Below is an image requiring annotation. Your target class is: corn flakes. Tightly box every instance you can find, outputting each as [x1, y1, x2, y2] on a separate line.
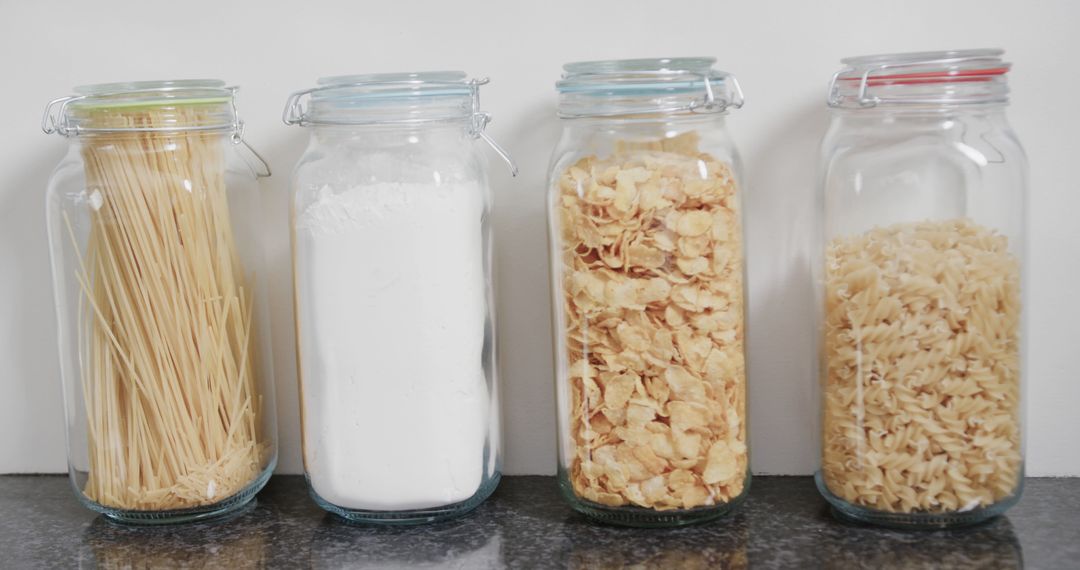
[560, 132, 748, 510]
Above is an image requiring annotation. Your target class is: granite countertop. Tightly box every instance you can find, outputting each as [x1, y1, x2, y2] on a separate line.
[2, 475, 1077, 569]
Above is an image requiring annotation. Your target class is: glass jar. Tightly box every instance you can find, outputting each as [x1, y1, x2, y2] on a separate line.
[547, 58, 751, 527]
[41, 80, 278, 524]
[814, 49, 1027, 528]
[283, 72, 512, 524]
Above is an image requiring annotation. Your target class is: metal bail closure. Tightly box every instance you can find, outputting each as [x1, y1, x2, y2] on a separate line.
[467, 78, 518, 177]
[282, 89, 309, 126]
[227, 87, 271, 178]
[826, 66, 888, 108]
[230, 122, 272, 178]
[233, 124, 272, 178]
[689, 71, 745, 114]
[41, 96, 81, 136]
[236, 139, 272, 178]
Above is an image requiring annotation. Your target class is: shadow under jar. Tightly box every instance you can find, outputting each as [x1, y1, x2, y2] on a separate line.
[41, 80, 278, 524]
[547, 58, 751, 527]
[283, 72, 513, 524]
[814, 49, 1028, 528]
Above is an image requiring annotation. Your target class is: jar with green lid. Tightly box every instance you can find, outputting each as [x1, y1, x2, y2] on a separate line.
[42, 80, 277, 524]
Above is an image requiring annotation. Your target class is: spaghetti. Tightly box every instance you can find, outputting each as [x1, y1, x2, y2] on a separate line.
[65, 103, 268, 511]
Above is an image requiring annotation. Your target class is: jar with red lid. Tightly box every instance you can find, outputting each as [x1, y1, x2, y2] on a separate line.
[815, 50, 1028, 528]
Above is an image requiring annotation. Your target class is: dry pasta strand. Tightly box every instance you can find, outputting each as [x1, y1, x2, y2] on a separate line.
[66, 104, 269, 511]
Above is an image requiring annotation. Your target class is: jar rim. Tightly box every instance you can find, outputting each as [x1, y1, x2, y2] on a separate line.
[282, 72, 518, 175]
[838, 48, 1004, 68]
[829, 49, 1011, 109]
[559, 57, 716, 86]
[43, 79, 239, 136]
[555, 57, 743, 119]
[313, 71, 473, 101]
[317, 71, 467, 88]
[286, 71, 479, 126]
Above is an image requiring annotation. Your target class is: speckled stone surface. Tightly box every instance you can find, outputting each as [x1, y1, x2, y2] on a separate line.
[1, 475, 1077, 568]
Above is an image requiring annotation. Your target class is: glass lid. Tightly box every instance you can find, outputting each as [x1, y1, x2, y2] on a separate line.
[284, 71, 480, 125]
[43, 79, 238, 135]
[556, 57, 744, 118]
[828, 49, 1011, 108]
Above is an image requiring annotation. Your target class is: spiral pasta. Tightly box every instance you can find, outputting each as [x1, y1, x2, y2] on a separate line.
[822, 219, 1021, 513]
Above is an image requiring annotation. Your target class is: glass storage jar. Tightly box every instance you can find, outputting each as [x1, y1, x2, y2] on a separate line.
[283, 72, 513, 524]
[815, 49, 1028, 528]
[547, 58, 751, 527]
[42, 80, 278, 524]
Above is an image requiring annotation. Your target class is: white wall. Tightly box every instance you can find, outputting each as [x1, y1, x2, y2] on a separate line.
[1, 0, 1076, 477]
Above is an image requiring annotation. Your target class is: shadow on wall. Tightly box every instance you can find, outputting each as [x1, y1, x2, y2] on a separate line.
[258, 129, 310, 475]
[488, 100, 562, 476]
[0, 146, 68, 473]
[743, 100, 828, 475]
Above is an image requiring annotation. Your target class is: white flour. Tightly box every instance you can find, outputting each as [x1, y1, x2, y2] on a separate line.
[295, 180, 490, 511]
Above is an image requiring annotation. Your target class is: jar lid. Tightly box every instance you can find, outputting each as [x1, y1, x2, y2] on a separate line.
[555, 57, 744, 119]
[283, 72, 518, 175]
[284, 71, 482, 126]
[42, 79, 241, 136]
[828, 49, 1011, 108]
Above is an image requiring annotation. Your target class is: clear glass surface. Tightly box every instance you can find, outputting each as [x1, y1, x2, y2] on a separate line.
[45, 130, 278, 525]
[547, 113, 751, 527]
[814, 99, 1028, 528]
[290, 119, 501, 524]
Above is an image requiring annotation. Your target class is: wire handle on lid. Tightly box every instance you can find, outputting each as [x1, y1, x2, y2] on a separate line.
[281, 89, 312, 126]
[41, 96, 78, 135]
[466, 78, 518, 177]
[225, 86, 272, 178]
[235, 139, 272, 178]
[689, 71, 745, 113]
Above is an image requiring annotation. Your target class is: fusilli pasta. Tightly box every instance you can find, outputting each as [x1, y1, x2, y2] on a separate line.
[822, 219, 1021, 513]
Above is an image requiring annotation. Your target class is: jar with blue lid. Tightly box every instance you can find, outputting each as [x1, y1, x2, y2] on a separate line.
[546, 58, 751, 526]
[283, 72, 513, 524]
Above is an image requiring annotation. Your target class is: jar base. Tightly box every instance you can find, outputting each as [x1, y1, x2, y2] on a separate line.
[814, 471, 1022, 529]
[310, 472, 502, 525]
[77, 463, 274, 526]
[558, 472, 751, 528]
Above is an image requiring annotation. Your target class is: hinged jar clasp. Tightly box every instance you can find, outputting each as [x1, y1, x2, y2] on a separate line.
[466, 78, 518, 177]
[41, 96, 81, 136]
[689, 71, 745, 114]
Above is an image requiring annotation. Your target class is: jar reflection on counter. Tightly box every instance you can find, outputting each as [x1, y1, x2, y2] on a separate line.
[815, 49, 1028, 528]
[547, 58, 751, 527]
[284, 73, 508, 524]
